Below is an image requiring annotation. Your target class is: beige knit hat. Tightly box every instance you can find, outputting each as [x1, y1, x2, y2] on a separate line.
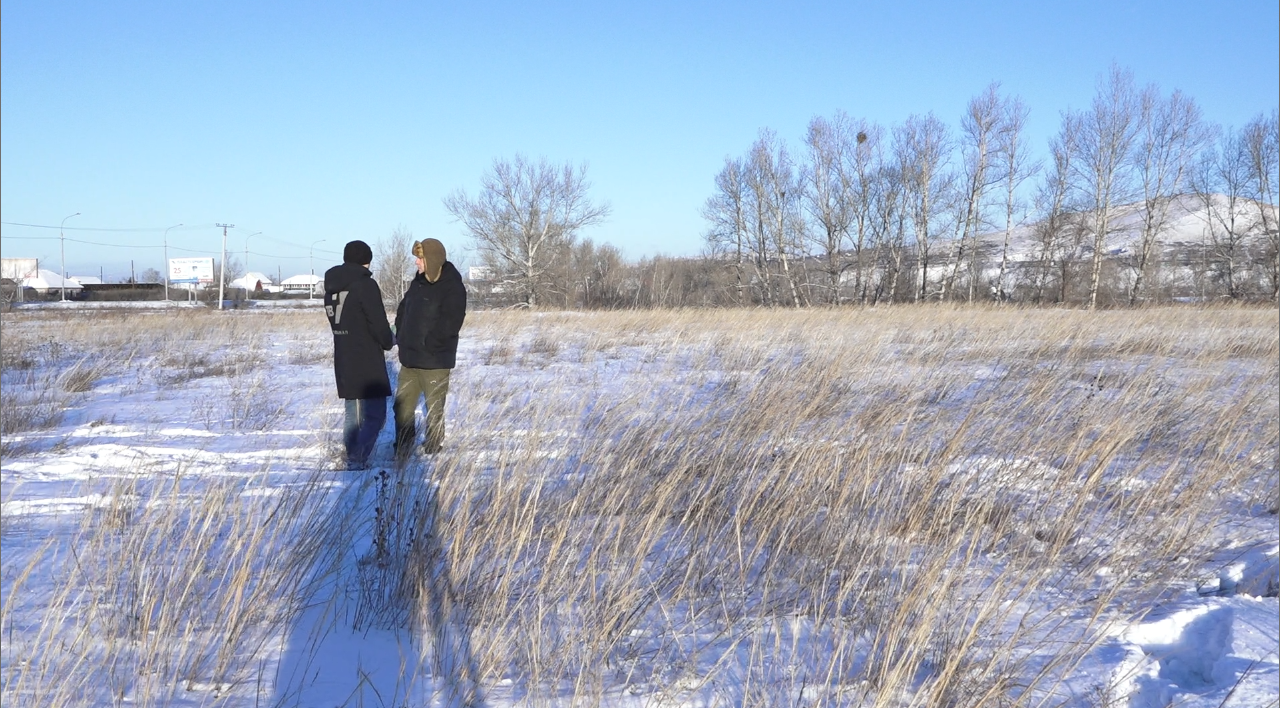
[412, 238, 447, 283]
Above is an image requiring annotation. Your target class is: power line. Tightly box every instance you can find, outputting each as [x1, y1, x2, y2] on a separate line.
[2, 222, 346, 272]
[2, 235, 159, 248]
[1, 220, 213, 232]
[1, 234, 339, 260]
[3, 221, 343, 253]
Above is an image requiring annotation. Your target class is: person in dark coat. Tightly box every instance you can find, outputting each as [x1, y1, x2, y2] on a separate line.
[324, 240, 395, 469]
[394, 238, 467, 456]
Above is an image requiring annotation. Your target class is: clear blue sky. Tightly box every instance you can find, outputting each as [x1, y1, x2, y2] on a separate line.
[3, 0, 1277, 281]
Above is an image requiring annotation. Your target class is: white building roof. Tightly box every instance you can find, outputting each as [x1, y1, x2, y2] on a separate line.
[22, 269, 83, 290]
[280, 274, 321, 286]
[230, 271, 275, 289]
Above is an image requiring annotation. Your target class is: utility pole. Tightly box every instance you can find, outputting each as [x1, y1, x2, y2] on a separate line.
[243, 231, 262, 300]
[216, 223, 234, 309]
[163, 223, 182, 302]
[60, 212, 80, 302]
[309, 239, 326, 299]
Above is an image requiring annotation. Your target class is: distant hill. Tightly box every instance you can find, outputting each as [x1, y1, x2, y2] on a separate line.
[976, 194, 1277, 262]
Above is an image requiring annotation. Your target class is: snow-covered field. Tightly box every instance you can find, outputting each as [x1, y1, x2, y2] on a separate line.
[1, 306, 1276, 707]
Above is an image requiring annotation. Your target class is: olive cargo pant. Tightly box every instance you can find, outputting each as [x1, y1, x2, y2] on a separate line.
[394, 367, 450, 455]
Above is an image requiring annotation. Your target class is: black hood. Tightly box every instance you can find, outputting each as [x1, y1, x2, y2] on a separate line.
[325, 262, 371, 292]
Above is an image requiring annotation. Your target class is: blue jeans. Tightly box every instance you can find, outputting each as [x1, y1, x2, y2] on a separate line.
[343, 397, 387, 469]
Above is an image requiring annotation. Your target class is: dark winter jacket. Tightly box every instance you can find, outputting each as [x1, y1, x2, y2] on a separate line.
[395, 261, 467, 370]
[324, 263, 395, 399]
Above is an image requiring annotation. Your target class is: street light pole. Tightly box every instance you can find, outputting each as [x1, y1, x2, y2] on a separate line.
[216, 223, 234, 310]
[243, 232, 262, 274]
[243, 232, 262, 299]
[60, 212, 80, 302]
[163, 223, 183, 302]
[309, 239, 326, 299]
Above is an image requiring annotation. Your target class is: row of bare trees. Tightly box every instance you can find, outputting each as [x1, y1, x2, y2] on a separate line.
[1189, 113, 1280, 300]
[701, 86, 1035, 307]
[703, 68, 1277, 309]
[388, 66, 1275, 310]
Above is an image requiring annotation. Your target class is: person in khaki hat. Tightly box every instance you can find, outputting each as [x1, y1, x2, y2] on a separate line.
[393, 238, 467, 456]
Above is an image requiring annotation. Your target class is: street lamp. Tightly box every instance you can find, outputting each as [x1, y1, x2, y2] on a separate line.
[60, 212, 80, 302]
[243, 232, 262, 274]
[309, 239, 326, 299]
[163, 223, 183, 302]
[243, 232, 262, 299]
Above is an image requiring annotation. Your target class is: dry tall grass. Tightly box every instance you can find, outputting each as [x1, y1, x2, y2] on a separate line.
[421, 306, 1278, 706]
[1, 305, 1276, 707]
[2, 310, 339, 706]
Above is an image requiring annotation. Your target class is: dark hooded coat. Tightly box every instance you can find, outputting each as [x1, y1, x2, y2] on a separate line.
[324, 263, 394, 399]
[395, 261, 467, 370]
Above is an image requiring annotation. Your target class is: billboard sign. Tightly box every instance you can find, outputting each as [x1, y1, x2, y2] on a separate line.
[169, 257, 215, 284]
[1, 258, 39, 281]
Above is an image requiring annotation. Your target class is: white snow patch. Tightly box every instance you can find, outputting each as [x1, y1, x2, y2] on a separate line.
[1198, 544, 1280, 598]
[1108, 598, 1279, 708]
[2, 493, 113, 516]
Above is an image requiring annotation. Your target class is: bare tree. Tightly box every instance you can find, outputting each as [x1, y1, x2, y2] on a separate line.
[1032, 122, 1080, 303]
[201, 256, 244, 302]
[744, 151, 775, 306]
[570, 238, 625, 308]
[703, 156, 750, 305]
[894, 114, 954, 301]
[1241, 111, 1279, 300]
[557, 238, 582, 307]
[374, 225, 415, 310]
[1126, 87, 1207, 305]
[875, 165, 910, 304]
[943, 85, 1002, 302]
[444, 155, 609, 308]
[746, 130, 805, 307]
[219, 255, 243, 287]
[994, 96, 1037, 302]
[1067, 65, 1142, 309]
[1192, 127, 1254, 299]
[801, 112, 856, 304]
[849, 123, 885, 304]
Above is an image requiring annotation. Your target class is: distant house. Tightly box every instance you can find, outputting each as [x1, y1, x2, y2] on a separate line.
[230, 271, 280, 293]
[22, 269, 84, 295]
[280, 274, 322, 295]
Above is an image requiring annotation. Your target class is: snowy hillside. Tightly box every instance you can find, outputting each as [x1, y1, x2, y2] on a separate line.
[978, 193, 1277, 261]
